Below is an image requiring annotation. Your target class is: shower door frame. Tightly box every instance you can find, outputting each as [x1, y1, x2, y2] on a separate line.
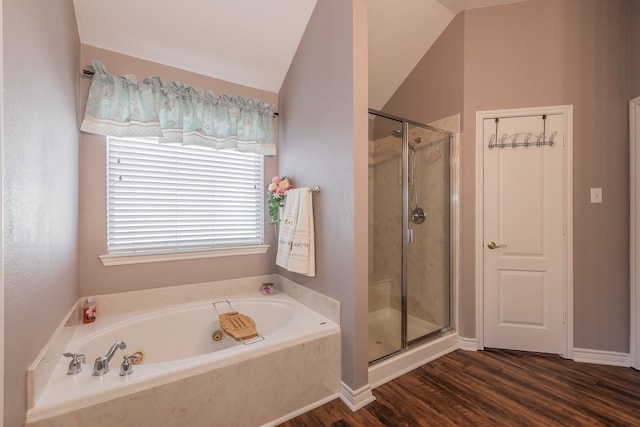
[368, 109, 457, 364]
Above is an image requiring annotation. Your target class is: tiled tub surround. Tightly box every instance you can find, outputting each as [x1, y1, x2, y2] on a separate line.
[26, 275, 341, 427]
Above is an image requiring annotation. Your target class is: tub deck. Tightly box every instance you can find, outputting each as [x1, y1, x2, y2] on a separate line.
[26, 276, 341, 426]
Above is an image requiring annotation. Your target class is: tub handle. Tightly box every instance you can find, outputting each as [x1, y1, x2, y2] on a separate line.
[120, 354, 142, 376]
[63, 352, 86, 375]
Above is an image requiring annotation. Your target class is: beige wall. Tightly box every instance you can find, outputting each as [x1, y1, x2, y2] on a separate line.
[278, 0, 370, 390]
[78, 45, 279, 296]
[3, 0, 80, 425]
[382, 12, 465, 125]
[463, 0, 630, 351]
[381, 0, 631, 352]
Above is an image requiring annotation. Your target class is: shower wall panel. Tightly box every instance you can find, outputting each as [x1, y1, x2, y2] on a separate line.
[370, 135, 403, 313]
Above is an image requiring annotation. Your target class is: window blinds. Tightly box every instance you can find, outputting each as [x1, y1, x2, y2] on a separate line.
[107, 137, 264, 254]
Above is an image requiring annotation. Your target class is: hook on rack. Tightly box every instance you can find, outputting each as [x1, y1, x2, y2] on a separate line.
[488, 115, 557, 149]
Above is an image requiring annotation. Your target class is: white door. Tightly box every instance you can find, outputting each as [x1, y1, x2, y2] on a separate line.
[482, 112, 568, 354]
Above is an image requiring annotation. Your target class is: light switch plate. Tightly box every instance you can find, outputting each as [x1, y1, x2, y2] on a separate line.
[590, 187, 602, 203]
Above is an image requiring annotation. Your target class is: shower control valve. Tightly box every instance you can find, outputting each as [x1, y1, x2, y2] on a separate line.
[411, 207, 426, 224]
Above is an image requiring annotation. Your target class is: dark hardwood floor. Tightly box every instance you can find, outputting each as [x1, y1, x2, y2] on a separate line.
[279, 348, 640, 426]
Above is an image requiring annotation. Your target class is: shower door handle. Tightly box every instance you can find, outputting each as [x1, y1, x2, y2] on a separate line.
[408, 228, 414, 243]
[487, 241, 507, 250]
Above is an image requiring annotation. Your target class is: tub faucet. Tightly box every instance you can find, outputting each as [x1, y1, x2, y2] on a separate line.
[92, 341, 126, 376]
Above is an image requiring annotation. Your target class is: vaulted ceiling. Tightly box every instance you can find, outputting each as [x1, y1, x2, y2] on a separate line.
[73, 0, 525, 109]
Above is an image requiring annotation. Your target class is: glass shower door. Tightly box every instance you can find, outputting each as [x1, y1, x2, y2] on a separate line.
[406, 124, 451, 342]
[368, 110, 452, 364]
[368, 113, 403, 362]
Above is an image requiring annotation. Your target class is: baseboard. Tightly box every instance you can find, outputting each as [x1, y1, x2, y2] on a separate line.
[263, 392, 341, 426]
[339, 382, 376, 412]
[458, 336, 477, 351]
[573, 348, 630, 367]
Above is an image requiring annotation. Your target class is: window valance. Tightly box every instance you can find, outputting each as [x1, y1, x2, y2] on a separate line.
[80, 60, 276, 155]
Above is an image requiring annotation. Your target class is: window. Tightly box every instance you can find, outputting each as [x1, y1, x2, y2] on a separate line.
[105, 137, 265, 258]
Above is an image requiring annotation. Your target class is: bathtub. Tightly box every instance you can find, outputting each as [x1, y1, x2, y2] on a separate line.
[26, 290, 341, 426]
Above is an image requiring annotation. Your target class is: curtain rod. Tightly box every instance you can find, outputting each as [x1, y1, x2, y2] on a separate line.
[81, 67, 279, 118]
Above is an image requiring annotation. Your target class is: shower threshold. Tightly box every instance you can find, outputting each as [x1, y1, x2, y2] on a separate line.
[368, 307, 444, 362]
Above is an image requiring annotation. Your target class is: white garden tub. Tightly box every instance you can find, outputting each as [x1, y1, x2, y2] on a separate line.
[26, 291, 341, 426]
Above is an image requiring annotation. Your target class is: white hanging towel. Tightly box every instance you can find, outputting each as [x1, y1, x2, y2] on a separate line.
[275, 188, 315, 277]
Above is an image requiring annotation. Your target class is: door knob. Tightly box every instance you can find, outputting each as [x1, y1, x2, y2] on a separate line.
[487, 241, 507, 249]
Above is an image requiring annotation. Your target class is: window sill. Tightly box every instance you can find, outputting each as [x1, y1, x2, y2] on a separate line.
[99, 245, 270, 266]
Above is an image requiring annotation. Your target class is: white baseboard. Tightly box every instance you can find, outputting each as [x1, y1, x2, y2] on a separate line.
[263, 393, 341, 426]
[339, 382, 376, 412]
[573, 348, 630, 367]
[458, 336, 477, 351]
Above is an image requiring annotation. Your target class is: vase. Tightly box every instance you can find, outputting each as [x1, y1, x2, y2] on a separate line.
[273, 206, 284, 236]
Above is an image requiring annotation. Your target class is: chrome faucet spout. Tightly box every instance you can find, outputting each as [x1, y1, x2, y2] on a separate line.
[92, 341, 126, 376]
[105, 341, 127, 361]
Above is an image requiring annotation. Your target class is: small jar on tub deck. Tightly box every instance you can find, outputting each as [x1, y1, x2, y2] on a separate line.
[83, 297, 96, 323]
[261, 283, 274, 296]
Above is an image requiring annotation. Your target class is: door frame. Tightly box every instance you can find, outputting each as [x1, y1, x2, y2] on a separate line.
[474, 105, 574, 357]
[0, 0, 5, 419]
[630, 96, 640, 369]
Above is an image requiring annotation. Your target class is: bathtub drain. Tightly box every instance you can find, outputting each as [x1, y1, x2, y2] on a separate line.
[211, 329, 225, 342]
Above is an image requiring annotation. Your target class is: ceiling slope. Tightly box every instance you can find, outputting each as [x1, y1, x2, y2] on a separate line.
[74, 0, 526, 107]
[368, 0, 455, 110]
[73, 0, 318, 93]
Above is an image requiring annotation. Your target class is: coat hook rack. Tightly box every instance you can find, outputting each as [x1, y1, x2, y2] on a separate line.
[488, 115, 557, 149]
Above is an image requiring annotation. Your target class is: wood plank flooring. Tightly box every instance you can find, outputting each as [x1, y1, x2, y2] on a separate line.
[279, 349, 640, 426]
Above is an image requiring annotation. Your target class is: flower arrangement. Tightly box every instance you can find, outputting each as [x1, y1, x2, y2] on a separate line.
[267, 175, 293, 225]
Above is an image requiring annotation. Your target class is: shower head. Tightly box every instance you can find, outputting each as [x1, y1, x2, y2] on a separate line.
[392, 131, 422, 150]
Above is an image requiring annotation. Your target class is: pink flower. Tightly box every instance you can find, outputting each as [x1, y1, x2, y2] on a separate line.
[279, 178, 291, 190]
[267, 175, 294, 225]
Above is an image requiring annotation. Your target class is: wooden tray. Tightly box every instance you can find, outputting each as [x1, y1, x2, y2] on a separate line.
[219, 311, 259, 341]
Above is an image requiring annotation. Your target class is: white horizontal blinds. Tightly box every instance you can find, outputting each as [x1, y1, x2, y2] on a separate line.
[107, 137, 264, 254]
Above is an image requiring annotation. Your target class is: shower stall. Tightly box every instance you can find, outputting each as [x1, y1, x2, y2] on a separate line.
[368, 110, 453, 364]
